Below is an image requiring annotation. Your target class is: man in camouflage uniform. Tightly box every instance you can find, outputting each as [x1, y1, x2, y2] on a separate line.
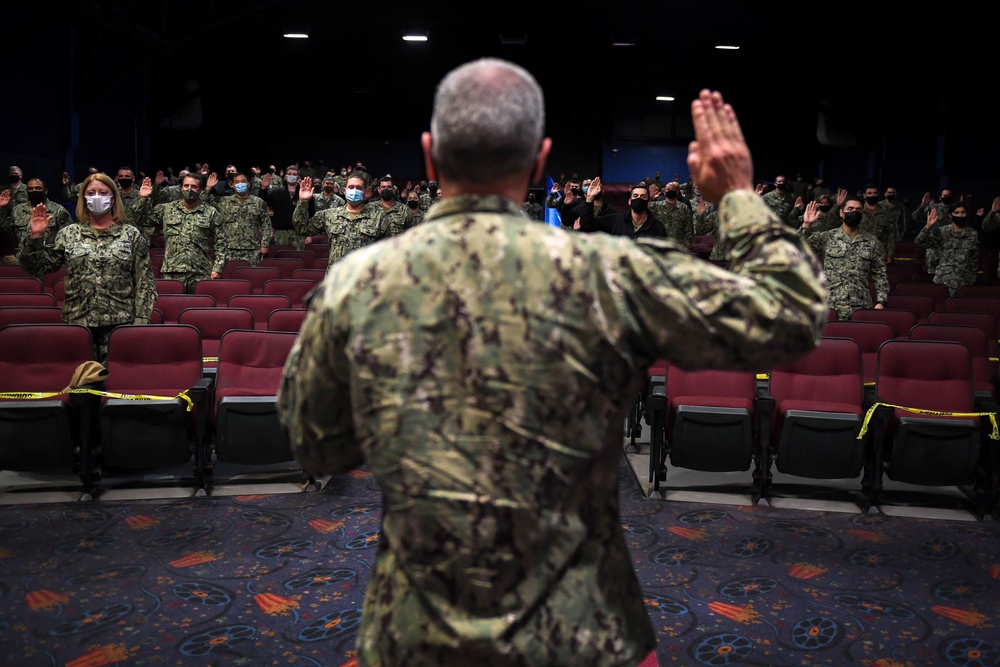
[861, 183, 896, 263]
[0, 178, 72, 255]
[136, 173, 221, 292]
[213, 172, 272, 269]
[366, 174, 412, 236]
[762, 174, 796, 226]
[2, 165, 29, 209]
[693, 196, 725, 261]
[911, 188, 953, 274]
[521, 191, 543, 221]
[799, 196, 889, 320]
[277, 59, 826, 667]
[419, 180, 441, 211]
[313, 174, 345, 213]
[19, 173, 156, 363]
[292, 172, 389, 265]
[915, 203, 978, 296]
[881, 185, 911, 240]
[648, 180, 693, 246]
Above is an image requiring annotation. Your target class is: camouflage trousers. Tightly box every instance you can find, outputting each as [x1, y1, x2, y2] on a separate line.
[273, 229, 306, 250]
[224, 248, 262, 267]
[88, 324, 118, 366]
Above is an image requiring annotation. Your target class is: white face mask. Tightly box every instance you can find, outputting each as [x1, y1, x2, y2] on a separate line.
[85, 194, 113, 216]
[285, 174, 299, 184]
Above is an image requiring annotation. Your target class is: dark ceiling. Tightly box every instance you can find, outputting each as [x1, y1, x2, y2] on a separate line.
[5, 1, 996, 194]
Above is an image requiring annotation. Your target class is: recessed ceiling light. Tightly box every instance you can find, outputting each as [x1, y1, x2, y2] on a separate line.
[715, 45, 739, 50]
[283, 31, 309, 39]
[611, 38, 636, 47]
[655, 96, 675, 102]
[500, 34, 527, 45]
[402, 34, 428, 42]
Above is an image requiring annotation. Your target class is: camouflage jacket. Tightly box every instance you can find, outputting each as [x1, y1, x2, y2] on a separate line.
[313, 191, 346, 213]
[277, 191, 826, 667]
[292, 200, 389, 264]
[138, 198, 222, 275]
[19, 222, 156, 325]
[861, 205, 896, 260]
[762, 188, 795, 225]
[648, 199, 693, 246]
[915, 223, 979, 295]
[214, 194, 273, 251]
[365, 199, 413, 236]
[800, 225, 889, 319]
[0, 199, 72, 250]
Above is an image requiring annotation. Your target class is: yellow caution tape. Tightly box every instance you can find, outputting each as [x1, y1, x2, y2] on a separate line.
[0, 388, 194, 411]
[755, 373, 769, 381]
[858, 401, 998, 440]
[203, 357, 219, 363]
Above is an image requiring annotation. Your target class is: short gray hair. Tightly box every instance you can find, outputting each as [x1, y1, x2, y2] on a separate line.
[430, 58, 545, 184]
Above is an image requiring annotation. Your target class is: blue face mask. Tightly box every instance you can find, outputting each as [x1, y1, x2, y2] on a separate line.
[345, 188, 364, 203]
[234, 182, 249, 194]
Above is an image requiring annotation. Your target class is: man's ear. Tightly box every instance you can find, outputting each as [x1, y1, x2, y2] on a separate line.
[421, 132, 437, 183]
[532, 138, 552, 184]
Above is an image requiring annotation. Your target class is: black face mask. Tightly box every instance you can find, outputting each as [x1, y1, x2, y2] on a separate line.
[27, 191, 46, 206]
[843, 211, 863, 228]
[775, 183, 787, 191]
[118, 178, 133, 190]
[665, 190, 678, 199]
[940, 195, 953, 205]
[885, 195, 895, 202]
[379, 188, 395, 201]
[428, 185, 438, 195]
[818, 204, 833, 213]
[8, 174, 20, 184]
[630, 198, 649, 214]
[864, 196, 879, 206]
[407, 200, 419, 210]
[951, 215, 966, 227]
[570, 187, 581, 196]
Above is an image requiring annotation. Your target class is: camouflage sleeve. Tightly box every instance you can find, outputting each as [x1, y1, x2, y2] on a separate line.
[0, 203, 10, 231]
[292, 200, 323, 237]
[872, 250, 890, 305]
[209, 209, 225, 275]
[132, 233, 157, 323]
[276, 282, 363, 476]
[982, 210, 1000, 233]
[259, 204, 273, 248]
[52, 206, 72, 235]
[883, 220, 896, 259]
[796, 224, 826, 257]
[693, 209, 717, 236]
[18, 235, 64, 277]
[132, 197, 160, 233]
[627, 190, 827, 371]
[914, 224, 938, 249]
[375, 208, 390, 239]
[679, 205, 693, 246]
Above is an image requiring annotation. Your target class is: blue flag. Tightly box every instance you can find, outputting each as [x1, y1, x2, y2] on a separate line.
[545, 176, 561, 228]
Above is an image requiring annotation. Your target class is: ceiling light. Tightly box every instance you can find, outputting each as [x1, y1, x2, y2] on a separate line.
[283, 29, 309, 39]
[611, 37, 636, 47]
[715, 45, 740, 50]
[402, 33, 428, 42]
[655, 96, 675, 102]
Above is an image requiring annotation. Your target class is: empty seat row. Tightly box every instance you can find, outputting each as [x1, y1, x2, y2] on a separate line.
[0, 323, 310, 499]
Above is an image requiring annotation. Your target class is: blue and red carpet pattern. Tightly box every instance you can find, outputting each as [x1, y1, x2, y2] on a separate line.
[1, 459, 998, 666]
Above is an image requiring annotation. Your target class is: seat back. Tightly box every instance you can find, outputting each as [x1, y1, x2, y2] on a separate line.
[0, 264, 32, 278]
[884, 294, 935, 323]
[0, 324, 95, 473]
[0, 306, 64, 328]
[262, 278, 316, 308]
[214, 329, 298, 464]
[892, 281, 949, 310]
[230, 266, 281, 293]
[955, 284, 1000, 300]
[767, 337, 866, 481]
[664, 364, 759, 473]
[291, 268, 326, 283]
[944, 297, 1000, 331]
[0, 276, 44, 293]
[221, 259, 252, 279]
[177, 307, 255, 370]
[154, 278, 186, 295]
[821, 320, 894, 386]
[260, 257, 306, 278]
[0, 292, 58, 308]
[193, 278, 254, 304]
[155, 293, 217, 324]
[873, 339, 981, 489]
[228, 294, 293, 329]
[40, 266, 67, 295]
[908, 323, 995, 399]
[273, 249, 317, 267]
[267, 307, 308, 332]
[105, 324, 204, 394]
[926, 310, 999, 375]
[848, 308, 917, 338]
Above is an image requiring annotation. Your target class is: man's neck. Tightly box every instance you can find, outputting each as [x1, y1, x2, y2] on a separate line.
[347, 202, 365, 213]
[842, 224, 859, 238]
[631, 212, 647, 227]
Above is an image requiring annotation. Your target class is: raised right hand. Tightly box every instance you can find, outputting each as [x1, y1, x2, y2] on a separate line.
[298, 176, 314, 200]
[29, 203, 52, 238]
[139, 177, 154, 198]
[687, 89, 753, 204]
